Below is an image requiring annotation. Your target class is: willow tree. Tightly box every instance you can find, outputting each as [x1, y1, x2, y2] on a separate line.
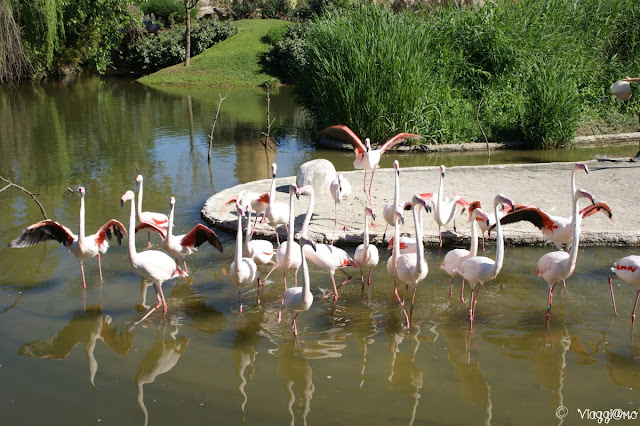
[183, 0, 200, 66]
[0, 1, 33, 81]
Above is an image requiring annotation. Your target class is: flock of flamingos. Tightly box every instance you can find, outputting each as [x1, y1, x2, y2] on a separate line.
[7, 125, 639, 337]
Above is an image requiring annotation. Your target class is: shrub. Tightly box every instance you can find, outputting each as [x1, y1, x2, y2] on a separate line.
[140, 0, 199, 27]
[262, 24, 307, 84]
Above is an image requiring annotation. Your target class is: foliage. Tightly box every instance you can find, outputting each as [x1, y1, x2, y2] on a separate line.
[128, 19, 237, 74]
[294, 0, 352, 21]
[140, 0, 200, 27]
[261, 24, 306, 84]
[292, 0, 640, 148]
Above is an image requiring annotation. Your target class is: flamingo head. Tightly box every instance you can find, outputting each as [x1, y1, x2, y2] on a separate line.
[135, 174, 143, 184]
[78, 186, 85, 198]
[300, 236, 316, 251]
[289, 184, 300, 199]
[467, 200, 481, 214]
[393, 160, 400, 174]
[414, 194, 432, 213]
[170, 196, 176, 207]
[365, 205, 376, 221]
[271, 163, 277, 178]
[470, 207, 490, 224]
[576, 188, 596, 205]
[120, 190, 135, 207]
[394, 206, 405, 224]
[494, 194, 515, 212]
[440, 164, 445, 177]
[573, 162, 589, 175]
[365, 138, 372, 151]
[298, 184, 314, 198]
[236, 205, 245, 218]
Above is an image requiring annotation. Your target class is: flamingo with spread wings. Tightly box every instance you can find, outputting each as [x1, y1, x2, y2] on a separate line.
[319, 125, 421, 204]
[9, 187, 127, 288]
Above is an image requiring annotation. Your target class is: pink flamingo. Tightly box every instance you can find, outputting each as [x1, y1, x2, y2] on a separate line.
[241, 200, 275, 268]
[319, 125, 421, 204]
[221, 190, 269, 235]
[120, 190, 185, 330]
[230, 203, 261, 312]
[297, 185, 356, 303]
[454, 194, 515, 330]
[265, 163, 290, 244]
[135, 175, 169, 248]
[329, 173, 352, 240]
[353, 205, 379, 295]
[440, 205, 490, 305]
[135, 196, 223, 275]
[381, 160, 408, 242]
[536, 189, 595, 321]
[9, 187, 127, 288]
[396, 195, 431, 328]
[282, 237, 316, 337]
[608, 255, 640, 323]
[419, 165, 470, 251]
[386, 236, 417, 254]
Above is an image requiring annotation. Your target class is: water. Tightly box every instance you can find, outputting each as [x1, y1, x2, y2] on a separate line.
[1, 75, 639, 425]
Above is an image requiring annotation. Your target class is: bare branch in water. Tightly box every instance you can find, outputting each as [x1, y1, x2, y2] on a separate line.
[208, 88, 231, 162]
[0, 176, 48, 219]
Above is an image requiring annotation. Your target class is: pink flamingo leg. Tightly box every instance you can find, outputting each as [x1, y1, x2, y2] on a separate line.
[98, 254, 103, 283]
[608, 277, 618, 316]
[392, 281, 410, 327]
[360, 271, 366, 293]
[409, 284, 418, 328]
[546, 283, 558, 321]
[80, 262, 87, 289]
[256, 277, 262, 305]
[460, 279, 467, 305]
[448, 277, 454, 299]
[238, 289, 243, 313]
[292, 313, 299, 337]
[343, 199, 349, 231]
[631, 290, 640, 326]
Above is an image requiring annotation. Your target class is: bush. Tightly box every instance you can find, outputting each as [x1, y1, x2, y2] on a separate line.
[262, 24, 307, 84]
[127, 19, 237, 74]
[140, 0, 199, 27]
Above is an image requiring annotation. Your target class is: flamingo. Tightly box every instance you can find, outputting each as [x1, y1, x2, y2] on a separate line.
[120, 190, 185, 331]
[329, 173, 352, 241]
[262, 184, 302, 322]
[396, 195, 431, 328]
[469, 200, 512, 252]
[135, 175, 169, 248]
[297, 185, 356, 303]
[265, 163, 290, 244]
[353, 205, 380, 295]
[387, 236, 417, 254]
[536, 189, 595, 322]
[608, 255, 640, 323]
[440, 205, 490, 305]
[420, 165, 470, 251]
[282, 236, 316, 337]
[319, 124, 421, 204]
[221, 190, 269, 235]
[230, 203, 261, 312]
[493, 163, 598, 250]
[241, 200, 275, 268]
[135, 196, 223, 275]
[381, 160, 408, 242]
[9, 186, 127, 289]
[454, 194, 515, 330]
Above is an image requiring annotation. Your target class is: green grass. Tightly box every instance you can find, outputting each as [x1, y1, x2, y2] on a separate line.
[138, 19, 292, 88]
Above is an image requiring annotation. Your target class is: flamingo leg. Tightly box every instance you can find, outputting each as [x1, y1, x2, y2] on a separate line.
[608, 277, 618, 316]
[367, 268, 372, 288]
[409, 284, 418, 328]
[97, 254, 103, 283]
[360, 271, 365, 293]
[546, 283, 558, 321]
[158, 284, 168, 315]
[469, 286, 475, 330]
[382, 223, 389, 243]
[238, 289, 243, 314]
[362, 170, 368, 204]
[146, 231, 152, 249]
[448, 277, 454, 299]
[129, 283, 164, 331]
[367, 169, 376, 208]
[632, 290, 640, 326]
[460, 279, 467, 305]
[292, 313, 299, 336]
[342, 198, 349, 231]
[278, 292, 285, 324]
[262, 262, 278, 284]
[182, 259, 189, 275]
[393, 281, 410, 328]
[80, 262, 87, 289]
[332, 200, 338, 243]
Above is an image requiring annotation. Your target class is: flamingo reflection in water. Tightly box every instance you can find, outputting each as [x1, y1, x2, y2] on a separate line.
[232, 310, 262, 424]
[18, 305, 133, 389]
[277, 341, 315, 426]
[136, 320, 190, 426]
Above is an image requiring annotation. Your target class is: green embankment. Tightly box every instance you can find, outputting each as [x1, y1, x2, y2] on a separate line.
[138, 19, 291, 88]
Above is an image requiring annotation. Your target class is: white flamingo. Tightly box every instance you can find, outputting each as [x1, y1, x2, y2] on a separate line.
[135, 175, 169, 248]
[136, 196, 223, 275]
[396, 195, 431, 328]
[221, 190, 269, 235]
[440, 206, 490, 305]
[120, 190, 185, 331]
[9, 186, 127, 288]
[319, 124, 421, 204]
[454, 194, 515, 330]
[353, 205, 380, 295]
[536, 189, 595, 321]
[608, 255, 640, 324]
[230, 202, 261, 312]
[265, 163, 290, 244]
[329, 173, 352, 241]
[282, 236, 316, 337]
[241, 200, 275, 268]
[381, 160, 408, 242]
[297, 185, 356, 303]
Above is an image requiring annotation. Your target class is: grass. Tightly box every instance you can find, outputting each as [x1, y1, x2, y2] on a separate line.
[138, 19, 292, 88]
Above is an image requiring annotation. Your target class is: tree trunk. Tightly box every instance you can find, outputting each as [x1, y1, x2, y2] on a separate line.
[184, 5, 191, 66]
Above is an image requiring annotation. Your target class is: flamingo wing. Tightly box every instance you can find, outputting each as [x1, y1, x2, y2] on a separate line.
[9, 220, 75, 248]
[319, 125, 366, 152]
[95, 219, 127, 247]
[378, 132, 422, 153]
[497, 207, 554, 231]
[580, 202, 612, 219]
[181, 224, 223, 252]
[135, 222, 167, 241]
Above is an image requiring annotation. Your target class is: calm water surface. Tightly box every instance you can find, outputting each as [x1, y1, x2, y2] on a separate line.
[1, 75, 639, 425]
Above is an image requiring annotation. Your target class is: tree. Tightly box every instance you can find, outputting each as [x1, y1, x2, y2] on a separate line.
[0, 1, 34, 81]
[183, 0, 200, 67]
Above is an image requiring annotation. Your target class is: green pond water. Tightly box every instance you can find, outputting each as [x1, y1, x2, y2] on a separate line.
[1, 75, 639, 425]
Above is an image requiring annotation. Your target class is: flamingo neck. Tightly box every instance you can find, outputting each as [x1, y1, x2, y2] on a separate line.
[285, 191, 296, 253]
[79, 195, 86, 240]
[301, 247, 310, 297]
[301, 190, 314, 237]
[393, 170, 400, 209]
[413, 204, 425, 273]
[168, 202, 175, 237]
[235, 212, 243, 265]
[392, 215, 400, 264]
[136, 181, 143, 218]
[469, 215, 479, 257]
[244, 208, 253, 245]
[269, 173, 276, 208]
[128, 197, 138, 261]
[568, 191, 582, 272]
[493, 200, 505, 276]
[436, 173, 446, 224]
[363, 213, 370, 252]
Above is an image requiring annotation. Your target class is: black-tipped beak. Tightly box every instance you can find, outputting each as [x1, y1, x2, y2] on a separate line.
[371, 212, 377, 221]
[120, 199, 125, 208]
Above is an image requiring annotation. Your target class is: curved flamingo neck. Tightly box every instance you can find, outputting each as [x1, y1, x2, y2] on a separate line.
[568, 190, 582, 272]
[235, 211, 243, 265]
[301, 246, 311, 296]
[493, 199, 505, 276]
[168, 202, 175, 237]
[79, 194, 86, 240]
[436, 172, 446, 224]
[413, 203, 425, 273]
[469, 214, 480, 257]
[301, 189, 315, 237]
[127, 197, 138, 262]
[393, 169, 400, 209]
[244, 207, 253, 245]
